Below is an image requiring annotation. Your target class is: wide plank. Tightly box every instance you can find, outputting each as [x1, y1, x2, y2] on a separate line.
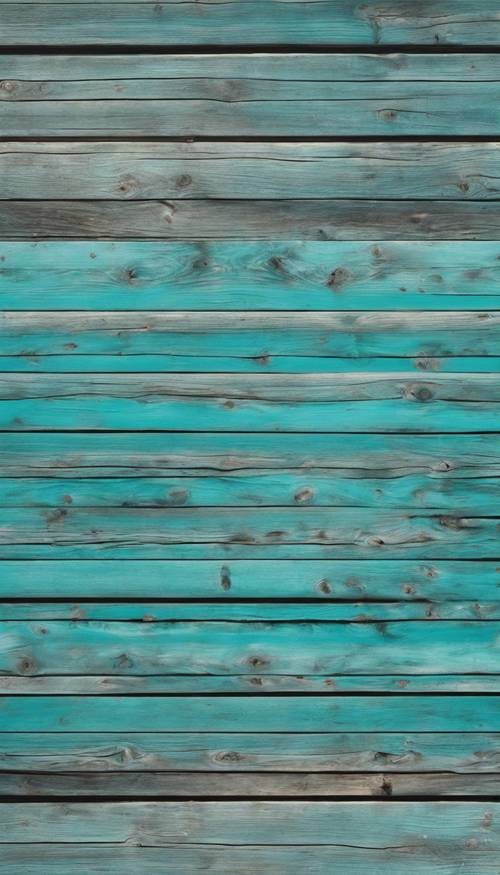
[3, 618, 500, 684]
[2, 142, 499, 200]
[2, 312, 498, 371]
[2, 241, 500, 310]
[1, 372, 498, 432]
[5, 200, 500, 241]
[3, 433, 496, 477]
[3, 695, 500, 731]
[2, 1, 499, 46]
[2, 731, 499, 773]
[0, 558, 495, 599]
[0, 506, 497, 559]
[4, 82, 500, 137]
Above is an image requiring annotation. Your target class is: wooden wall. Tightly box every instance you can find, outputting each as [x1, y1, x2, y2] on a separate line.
[1, 1, 500, 871]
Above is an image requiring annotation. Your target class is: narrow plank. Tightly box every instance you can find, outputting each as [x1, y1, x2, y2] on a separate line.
[1, 471, 496, 510]
[1, 372, 498, 432]
[3, 618, 500, 682]
[2, 241, 500, 311]
[2, 142, 499, 201]
[0, 558, 496, 599]
[3, 695, 500, 732]
[3, 771, 500, 797]
[0, 506, 497, 559]
[5, 83, 500, 137]
[3, 433, 496, 477]
[2, 312, 498, 367]
[2, 731, 499, 772]
[2, 1, 499, 46]
[5, 200, 500, 242]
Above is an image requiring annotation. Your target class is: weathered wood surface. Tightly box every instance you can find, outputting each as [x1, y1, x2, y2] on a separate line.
[4, 771, 500, 798]
[3, 241, 500, 310]
[3, 618, 500, 689]
[1, 372, 498, 433]
[4, 81, 500, 137]
[3, 695, 500, 731]
[2, 506, 497, 559]
[3, 732, 500, 773]
[2, 142, 499, 201]
[2, 1, 500, 46]
[2, 311, 498, 373]
[0, 558, 496, 599]
[6, 200, 500, 241]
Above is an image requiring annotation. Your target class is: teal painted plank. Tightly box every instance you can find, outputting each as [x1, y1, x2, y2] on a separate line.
[3, 433, 495, 477]
[0, 507, 497, 559]
[2, 312, 498, 371]
[2, 142, 499, 201]
[1, 373, 498, 432]
[0, 470, 496, 510]
[0, 559, 495, 599]
[3, 619, 500, 680]
[2, 695, 500, 731]
[1, 732, 499, 772]
[2, 1, 499, 46]
[2, 241, 500, 310]
[6, 53, 500, 85]
[4, 83, 500, 136]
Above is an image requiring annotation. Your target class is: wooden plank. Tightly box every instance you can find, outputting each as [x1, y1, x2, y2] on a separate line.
[2, 1, 499, 46]
[5, 200, 500, 242]
[2, 731, 500, 773]
[4, 82, 500, 137]
[1, 142, 499, 201]
[1, 506, 497, 559]
[0, 471, 496, 510]
[1, 842, 497, 875]
[1, 372, 498, 432]
[3, 771, 500, 797]
[2, 241, 500, 311]
[0, 558, 496, 599]
[3, 433, 496, 477]
[3, 618, 500, 685]
[3, 695, 500, 731]
[2, 312, 498, 371]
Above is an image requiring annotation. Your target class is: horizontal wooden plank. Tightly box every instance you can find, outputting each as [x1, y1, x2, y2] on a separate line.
[5, 200, 500, 242]
[2, 142, 499, 201]
[1, 372, 498, 432]
[2, 731, 499, 773]
[2, 311, 498, 372]
[2, 1, 499, 46]
[0, 558, 495, 599]
[3, 771, 500, 798]
[0, 506, 497, 559]
[1, 842, 496, 875]
[3, 241, 500, 311]
[1, 471, 496, 510]
[4, 433, 496, 477]
[2, 619, 500, 688]
[3, 695, 500, 731]
[7, 53, 500, 85]
[4, 82, 500, 137]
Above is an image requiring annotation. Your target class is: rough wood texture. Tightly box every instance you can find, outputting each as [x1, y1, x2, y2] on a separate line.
[2, 142, 499, 201]
[2, 1, 500, 45]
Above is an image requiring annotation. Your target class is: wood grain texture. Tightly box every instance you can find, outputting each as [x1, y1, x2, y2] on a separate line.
[1, 372, 498, 433]
[2, 1, 500, 46]
[3, 241, 500, 311]
[0, 558, 496, 599]
[2, 142, 499, 201]
[5, 200, 500, 241]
